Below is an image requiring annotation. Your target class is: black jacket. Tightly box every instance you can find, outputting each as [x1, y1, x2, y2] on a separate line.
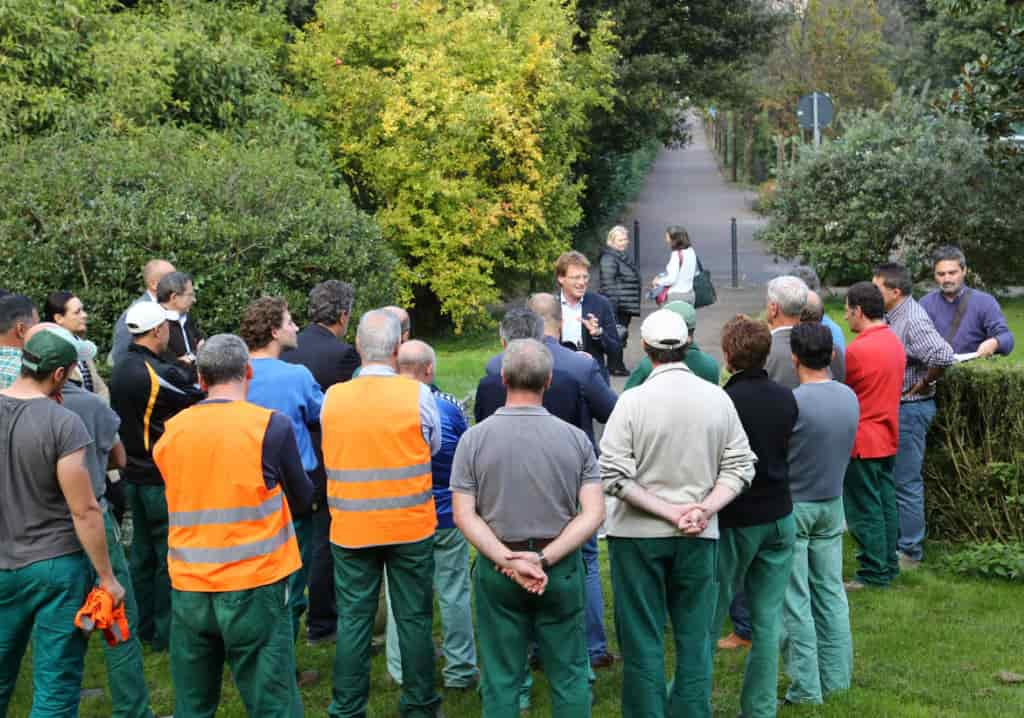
[720, 369, 798, 528]
[109, 344, 205, 485]
[569, 291, 620, 383]
[280, 324, 361, 501]
[599, 247, 641, 317]
[161, 314, 204, 383]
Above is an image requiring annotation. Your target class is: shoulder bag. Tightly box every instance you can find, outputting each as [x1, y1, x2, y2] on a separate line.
[693, 255, 717, 308]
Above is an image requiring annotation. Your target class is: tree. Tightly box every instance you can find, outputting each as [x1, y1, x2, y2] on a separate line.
[757, 98, 1024, 286]
[291, 0, 616, 330]
[756, 0, 894, 138]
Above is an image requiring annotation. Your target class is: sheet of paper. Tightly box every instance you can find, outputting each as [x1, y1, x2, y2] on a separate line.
[954, 352, 979, 363]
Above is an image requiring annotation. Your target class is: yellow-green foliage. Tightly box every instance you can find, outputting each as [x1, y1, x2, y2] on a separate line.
[291, 0, 616, 329]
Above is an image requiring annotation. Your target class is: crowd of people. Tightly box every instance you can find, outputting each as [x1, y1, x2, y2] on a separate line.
[0, 239, 1014, 718]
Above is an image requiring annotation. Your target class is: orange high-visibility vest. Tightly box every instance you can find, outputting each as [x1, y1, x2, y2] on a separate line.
[153, 401, 301, 592]
[322, 374, 435, 548]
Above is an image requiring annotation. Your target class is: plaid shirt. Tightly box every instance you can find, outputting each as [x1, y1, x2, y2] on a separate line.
[885, 296, 955, 402]
[0, 346, 21, 390]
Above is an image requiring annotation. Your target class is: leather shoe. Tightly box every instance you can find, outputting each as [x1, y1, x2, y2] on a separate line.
[609, 367, 630, 377]
[590, 652, 619, 669]
[717, 632, 752, 650]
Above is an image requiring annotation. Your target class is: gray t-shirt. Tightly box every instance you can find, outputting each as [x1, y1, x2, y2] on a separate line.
[787, 381, 860, 502]
[61, 383, 121, 507]
[450, 406, 599, 542]
[0, 395, 93, 569]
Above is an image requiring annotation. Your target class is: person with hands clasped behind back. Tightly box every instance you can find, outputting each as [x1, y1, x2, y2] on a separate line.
[453, 338, 605, 718]
[599, 309, 756, 718]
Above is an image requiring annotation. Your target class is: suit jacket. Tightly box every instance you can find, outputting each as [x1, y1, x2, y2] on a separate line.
[110, 292, 152, 367]
[281, 324, 361, 500]
[484, 335, 616, 444]
[474, 370, 584, 431]
[765, 325, 845, 390]
[578, 291, 620, 381]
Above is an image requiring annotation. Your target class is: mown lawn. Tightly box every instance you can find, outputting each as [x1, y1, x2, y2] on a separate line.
[13, 538, 1024, 716]
[10, 327, 1024, 715]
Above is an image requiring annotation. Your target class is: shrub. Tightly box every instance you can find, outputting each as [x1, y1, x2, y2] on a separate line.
[291, 0, 616, 330]
[0, 124, 397, 355]
[924, 360, 1024, 542]
[757, 98, 1024, 287]
[941, 542, 1024, 582]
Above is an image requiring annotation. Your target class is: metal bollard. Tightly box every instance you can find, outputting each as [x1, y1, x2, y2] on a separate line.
[731, 217, 739, 288]
[633, 219, 640, 267]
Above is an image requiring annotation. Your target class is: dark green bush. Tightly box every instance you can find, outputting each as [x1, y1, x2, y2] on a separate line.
[0, 124, 398, 355]
[924, 360, 1024, 542]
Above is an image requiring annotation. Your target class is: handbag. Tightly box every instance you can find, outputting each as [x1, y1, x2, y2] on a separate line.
[692, 255, 717, 308]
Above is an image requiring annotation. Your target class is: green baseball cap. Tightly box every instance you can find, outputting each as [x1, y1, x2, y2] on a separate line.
[22, 325, 96, 373]
[663, 300, 696, 330]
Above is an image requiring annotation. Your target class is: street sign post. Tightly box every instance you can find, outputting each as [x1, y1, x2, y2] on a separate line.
[796, 92, 834, 146]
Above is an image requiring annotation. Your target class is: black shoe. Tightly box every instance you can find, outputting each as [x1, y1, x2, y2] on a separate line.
[609, 367, 630, 377]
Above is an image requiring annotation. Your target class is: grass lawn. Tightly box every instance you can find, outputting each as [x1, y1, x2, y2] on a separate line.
[824, 295, 1024, 363]
[10, 327, 1024, 715]
[14, 539, 1023, 716]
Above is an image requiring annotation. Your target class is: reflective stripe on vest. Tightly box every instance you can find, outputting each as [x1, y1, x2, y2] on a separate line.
[154, 401, 302, 592]
[322, 374, 436, 549]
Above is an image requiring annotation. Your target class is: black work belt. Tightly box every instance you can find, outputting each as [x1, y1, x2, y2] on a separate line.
[504, 538, 555, 551]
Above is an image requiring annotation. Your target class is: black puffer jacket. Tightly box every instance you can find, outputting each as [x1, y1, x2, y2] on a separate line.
[599, 247, 641, 317]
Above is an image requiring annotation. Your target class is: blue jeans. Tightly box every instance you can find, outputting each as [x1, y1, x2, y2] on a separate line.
[894, 399, 936, 561]
[582, 533, 608, 658]
[729, 592, 752, 641]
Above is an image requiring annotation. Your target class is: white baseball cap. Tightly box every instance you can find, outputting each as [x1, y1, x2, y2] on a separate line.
[641, 309, 689, 350]
[125, 302, 168, 335]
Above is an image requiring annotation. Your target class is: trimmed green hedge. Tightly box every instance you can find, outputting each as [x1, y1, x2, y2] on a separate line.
[924, 359, 1024, 542]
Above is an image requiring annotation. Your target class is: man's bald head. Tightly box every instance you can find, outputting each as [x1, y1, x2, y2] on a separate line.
[527, 293, 561, 338]
[383, 305, 411, 341]
[143, 259, 176, 294]
[801, 290, 825, 323]
[397, 339, 436, 384]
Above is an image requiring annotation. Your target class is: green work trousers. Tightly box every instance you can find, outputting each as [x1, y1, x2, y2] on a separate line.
[843, 457, 899, 586]
[781, 499, 853, 705]
[714, 516, 796, 718]
[125, 483, 171, 650]
[608, 536, 718, 718]
[102, 511, 155, 718]
[0, 552, 91, 717]
[329, 538, 441, 718]
[475, 549, 590, 718]
[289, 515, 314, 641]
[170, 578, 302, 718]
[386, 527, 478, 687]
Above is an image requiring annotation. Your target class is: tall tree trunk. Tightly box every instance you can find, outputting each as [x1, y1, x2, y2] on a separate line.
[743, 111, 756, 183]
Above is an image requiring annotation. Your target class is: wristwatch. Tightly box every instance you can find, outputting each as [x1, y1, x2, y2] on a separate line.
[536, 550, 550, 571]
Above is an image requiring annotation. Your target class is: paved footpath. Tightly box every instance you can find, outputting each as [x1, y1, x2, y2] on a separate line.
[610, 116, 795, 389]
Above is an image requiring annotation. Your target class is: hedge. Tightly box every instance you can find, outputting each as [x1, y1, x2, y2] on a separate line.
[924, 359, 1024, 542]
[0, 124, 398, 355]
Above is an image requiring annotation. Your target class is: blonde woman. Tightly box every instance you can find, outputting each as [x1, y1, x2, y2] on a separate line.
[598, 225, 641, 376]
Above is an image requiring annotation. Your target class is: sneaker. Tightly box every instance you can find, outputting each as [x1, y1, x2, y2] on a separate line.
[717, 632, 752, 650]
[844, 579, 867, 592]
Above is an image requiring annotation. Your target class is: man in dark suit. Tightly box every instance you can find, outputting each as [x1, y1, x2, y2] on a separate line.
[554, 251, 620, 383]
[479, 296, 618, 670]
[485, 294, 616, 445]
[475, 309, 586, 428]
[281, 279, 360, 644]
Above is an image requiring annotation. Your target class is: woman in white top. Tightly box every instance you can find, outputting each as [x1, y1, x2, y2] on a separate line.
[652, 225, 697, 305]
